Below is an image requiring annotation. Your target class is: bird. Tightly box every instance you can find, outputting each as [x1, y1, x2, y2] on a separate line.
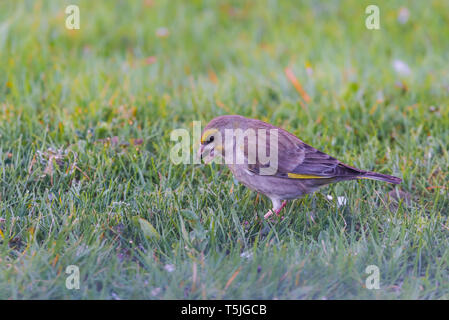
[198, 115, 401, 219]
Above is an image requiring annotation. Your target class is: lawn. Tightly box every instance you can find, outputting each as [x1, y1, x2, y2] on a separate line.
[0, 0, 448, 299]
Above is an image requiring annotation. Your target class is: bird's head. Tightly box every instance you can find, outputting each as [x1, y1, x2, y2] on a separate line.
[198, 115, 246, 164]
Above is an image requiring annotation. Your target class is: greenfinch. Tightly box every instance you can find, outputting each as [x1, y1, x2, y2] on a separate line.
[199, 115, 401, 219]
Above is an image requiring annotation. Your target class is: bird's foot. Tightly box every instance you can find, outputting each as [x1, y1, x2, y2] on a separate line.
[263, 201, 288, 219]
[264, 209, 274, 219]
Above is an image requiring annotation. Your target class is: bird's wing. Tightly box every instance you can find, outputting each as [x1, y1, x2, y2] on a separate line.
[244, 126, 363, 179]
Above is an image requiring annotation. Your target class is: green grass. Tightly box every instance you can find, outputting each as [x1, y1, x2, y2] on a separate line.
[1, 0, 448, 299]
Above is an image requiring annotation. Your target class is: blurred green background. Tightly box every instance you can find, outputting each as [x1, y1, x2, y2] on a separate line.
[0, 0, 448, 299]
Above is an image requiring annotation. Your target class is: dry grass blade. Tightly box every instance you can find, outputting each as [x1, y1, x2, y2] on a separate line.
[224, 267, 241, 291]
[284, 67, 311, 105]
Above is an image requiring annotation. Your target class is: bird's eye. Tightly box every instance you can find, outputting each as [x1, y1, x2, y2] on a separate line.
[206, 136, 214, 144]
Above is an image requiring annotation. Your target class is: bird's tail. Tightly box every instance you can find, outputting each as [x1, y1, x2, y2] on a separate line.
[359, 171, 402, 184]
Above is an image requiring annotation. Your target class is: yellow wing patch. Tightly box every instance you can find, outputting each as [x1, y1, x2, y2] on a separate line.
[287, 173, 329, 179]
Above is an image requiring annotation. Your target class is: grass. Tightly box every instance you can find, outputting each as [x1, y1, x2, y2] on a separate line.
[0, 0, 448, 299]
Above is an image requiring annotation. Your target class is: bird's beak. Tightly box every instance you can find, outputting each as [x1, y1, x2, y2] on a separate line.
[198, 143, 216, 164]
[197, 144, 205, 162]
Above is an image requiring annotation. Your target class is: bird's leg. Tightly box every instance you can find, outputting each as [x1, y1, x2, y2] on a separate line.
[276, 200, 288, 214]
[264, 200, 287, 219]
